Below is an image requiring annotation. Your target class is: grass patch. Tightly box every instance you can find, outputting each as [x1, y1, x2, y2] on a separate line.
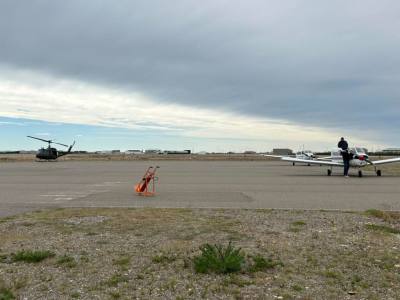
[109, 291, 121, 299]
[152, 253, 177, 264]
[56, 255, 77, 268]
[289, 220, 306, 232]
[106, 274, 129, 287]
[193, 242, 245, 274]
[0, 254, 8, 263]
[114, 256, 131, 266]
[292, 284, 303, 292]
[292, 220, 306, 226]
[222, 275, 253, 287]
[365, 209, 400, 222]
[0, 287, 15, 300]
[249, 254, 283, 272]
[12, 250, 55, 263]
[0, 216, 15, 224]
[365, 224, 400, 234]
[323, 270, 342, 279]
[86, 231, 97, 236]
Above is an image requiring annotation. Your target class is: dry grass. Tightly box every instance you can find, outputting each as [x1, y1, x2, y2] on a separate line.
[0, 208, 400, 299]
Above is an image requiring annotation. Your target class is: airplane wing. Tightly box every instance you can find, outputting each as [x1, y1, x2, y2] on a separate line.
[281, 157, 343, 166]
[263, 154, 287, 158]
[370, 157, 400, 165]
[316, 156, 333, 161]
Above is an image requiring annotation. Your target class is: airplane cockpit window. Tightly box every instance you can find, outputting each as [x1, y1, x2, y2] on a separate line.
[356, 147, 366, 154]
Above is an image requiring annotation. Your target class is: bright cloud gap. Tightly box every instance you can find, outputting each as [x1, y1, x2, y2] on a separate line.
[0, 68, 378, 151]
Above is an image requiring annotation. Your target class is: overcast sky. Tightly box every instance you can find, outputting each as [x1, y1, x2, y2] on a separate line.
[1, 1, 399, 151]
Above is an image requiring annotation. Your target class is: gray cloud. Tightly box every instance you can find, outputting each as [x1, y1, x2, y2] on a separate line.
[1, 0, 400, 142]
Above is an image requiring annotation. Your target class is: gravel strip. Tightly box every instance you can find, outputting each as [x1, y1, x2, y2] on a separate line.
[0, 208, 399, 299]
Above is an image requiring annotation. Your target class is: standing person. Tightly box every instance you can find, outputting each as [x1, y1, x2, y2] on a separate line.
[338, 137, 350, 177]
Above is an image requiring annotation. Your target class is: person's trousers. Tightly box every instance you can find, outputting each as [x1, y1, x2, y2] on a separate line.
[343, 159, 350, 176]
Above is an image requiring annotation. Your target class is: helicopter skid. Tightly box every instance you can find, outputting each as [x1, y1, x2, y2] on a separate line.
[35, 159, 57, 162]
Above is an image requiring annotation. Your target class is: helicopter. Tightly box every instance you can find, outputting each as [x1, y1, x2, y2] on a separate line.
[27, 136, 75, 161]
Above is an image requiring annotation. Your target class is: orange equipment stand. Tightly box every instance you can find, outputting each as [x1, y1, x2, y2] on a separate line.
[135, 166, 159, 196]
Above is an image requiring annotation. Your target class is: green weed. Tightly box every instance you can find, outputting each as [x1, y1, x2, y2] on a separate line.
[249, 254, 283, 272]
[289, 220, 306, 232]
[292, 220, 306, 226]
[365, 224, 400, 234]
[193, 242, 245, 274]
[12, 250, 55, 263]
[109, 291, 121, 299]
[106, 274, 129, 287]
[0, 287, 15, 300]
[56, 255, 76, 268]
[114, 256, 131, 266]
[152, 253, 177, 264]
[365, 209, 400, 222]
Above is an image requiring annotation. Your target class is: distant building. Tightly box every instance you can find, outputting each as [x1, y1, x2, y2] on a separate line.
[163, 150, 191, 155]
[145, 149, 162, 154]
[95, 150, 120, 154]
[196, 151, 208, 155]
[244, 151, 257, 154]
[382, 148, 400, 153]
[18, 150, 36, 154]
[125, 150, 143, 155]
[273, 148, 293, 155]
[95, 151, 111, 154]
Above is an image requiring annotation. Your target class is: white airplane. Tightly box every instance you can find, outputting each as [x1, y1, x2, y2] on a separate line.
[267, 147, 400, 177]
[295, 150, 315, 160]
[265, 150, 317, 166]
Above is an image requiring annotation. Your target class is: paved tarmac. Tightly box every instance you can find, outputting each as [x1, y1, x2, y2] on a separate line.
[1, 160, 400, 217]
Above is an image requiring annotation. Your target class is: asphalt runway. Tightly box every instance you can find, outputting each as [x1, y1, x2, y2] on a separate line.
[1, 160, 400, 217]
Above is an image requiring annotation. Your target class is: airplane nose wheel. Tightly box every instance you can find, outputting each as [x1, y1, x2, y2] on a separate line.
[358, 170, 363, 177]
[376, 170, 382, 176]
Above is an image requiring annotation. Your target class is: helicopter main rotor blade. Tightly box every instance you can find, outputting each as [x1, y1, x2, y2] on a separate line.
[27, 136, 52, 143]
[53, 142, 69, 147]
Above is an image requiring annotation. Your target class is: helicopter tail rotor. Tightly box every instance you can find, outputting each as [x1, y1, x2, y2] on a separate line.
[67, 141, 76, 153]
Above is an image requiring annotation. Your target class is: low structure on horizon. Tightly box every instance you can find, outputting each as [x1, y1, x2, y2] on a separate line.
[272, 148, 293, 156]
[125, 150, 144, 155]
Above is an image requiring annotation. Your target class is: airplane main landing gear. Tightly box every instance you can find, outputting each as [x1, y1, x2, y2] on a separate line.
[358, 170, 363, 177]
[374, 166, 382, 176]
[327, 169, 332, 176]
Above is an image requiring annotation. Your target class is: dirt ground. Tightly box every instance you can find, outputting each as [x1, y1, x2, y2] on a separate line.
[1, 208, 399, 299]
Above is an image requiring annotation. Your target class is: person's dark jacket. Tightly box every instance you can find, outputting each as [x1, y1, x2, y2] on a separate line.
[338, 140, 348, 150]
[338, 140, 352, 160]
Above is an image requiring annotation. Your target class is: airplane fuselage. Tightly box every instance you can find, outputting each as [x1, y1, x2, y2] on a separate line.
[330, 147, 369, 168]
[349, 159, 368, 167]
